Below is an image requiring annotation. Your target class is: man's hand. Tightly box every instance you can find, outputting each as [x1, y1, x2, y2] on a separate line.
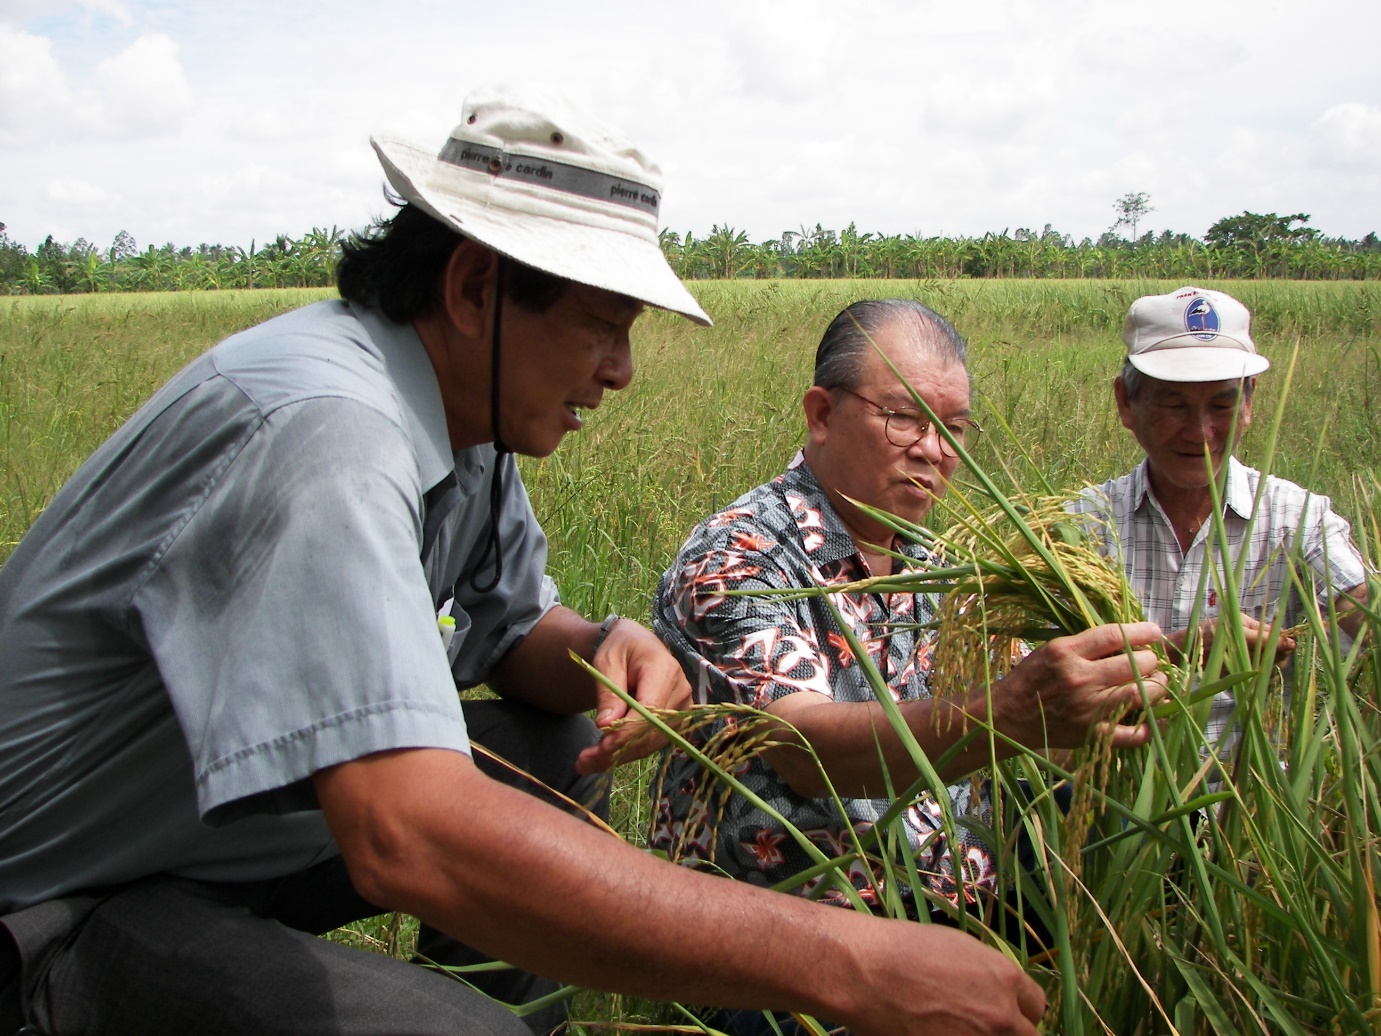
[839, 921, 1047, 1036]
[1165, 614, 1296, 667]
[576, 618, 692, 773]
[489, 607, 691, 772]
[991, 621, 1168, 751]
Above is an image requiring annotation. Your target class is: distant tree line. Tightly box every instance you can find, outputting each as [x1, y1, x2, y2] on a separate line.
[0, 226, 345, 295]
[3, 211, 1379, 295]
[662, 212, 1381, 281]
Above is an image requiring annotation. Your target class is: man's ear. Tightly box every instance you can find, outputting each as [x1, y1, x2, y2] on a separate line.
[802, 385, 835, 447]
[438, 239, 499, 340]
[1236, 382, 1254, 434]
[1113, 375, 1135, 432]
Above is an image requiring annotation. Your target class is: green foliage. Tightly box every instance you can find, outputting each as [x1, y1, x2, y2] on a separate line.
[0, 290, 326, 554]
[5, 214, 1381, 296]
[0, 226, 346, 295]
[1206, 211, 1320, 249]
[661, 223, 1381, 282]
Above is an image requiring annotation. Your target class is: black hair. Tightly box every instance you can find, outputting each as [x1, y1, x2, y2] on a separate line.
[336, 198, 570, 323]
[813, 298, 969, 392]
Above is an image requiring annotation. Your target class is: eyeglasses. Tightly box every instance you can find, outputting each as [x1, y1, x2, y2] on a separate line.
[839, 387, 983, 457]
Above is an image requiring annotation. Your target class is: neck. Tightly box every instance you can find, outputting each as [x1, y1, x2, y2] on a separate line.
[414, 311, 491, 450]
[829, 496, 896, 575]
[804, 447, 898, 574]
[1145, 465, 1216, 548]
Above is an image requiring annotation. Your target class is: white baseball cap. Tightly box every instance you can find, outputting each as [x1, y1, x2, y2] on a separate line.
[371, 84, 711, 326]
[1123, 286, 1268, 382]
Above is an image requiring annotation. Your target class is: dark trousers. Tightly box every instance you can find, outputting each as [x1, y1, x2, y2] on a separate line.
[0, 700, 608, 1036]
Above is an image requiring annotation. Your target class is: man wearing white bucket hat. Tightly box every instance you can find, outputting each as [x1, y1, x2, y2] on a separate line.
[1075, 286, 1369, 751]
[0, 86, 1048, 1036]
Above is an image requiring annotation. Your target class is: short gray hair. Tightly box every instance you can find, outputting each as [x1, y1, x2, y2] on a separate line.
[814, 299, 969, 392]
[1119, 360, 1256, 401]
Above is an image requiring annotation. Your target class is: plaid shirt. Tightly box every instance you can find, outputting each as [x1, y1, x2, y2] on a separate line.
[650, 453, 993, 907]
[1074, 457, 1368, 745]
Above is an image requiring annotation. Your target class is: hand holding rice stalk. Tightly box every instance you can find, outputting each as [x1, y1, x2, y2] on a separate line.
[918, 494, 1177, 703]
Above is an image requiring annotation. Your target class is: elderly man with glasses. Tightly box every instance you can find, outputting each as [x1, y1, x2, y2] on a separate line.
[650, 299, 1167, 964]
[1073, 286, 1370, 757]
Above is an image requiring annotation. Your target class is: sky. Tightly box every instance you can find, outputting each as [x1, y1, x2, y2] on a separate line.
[1, 0, 1378, 254]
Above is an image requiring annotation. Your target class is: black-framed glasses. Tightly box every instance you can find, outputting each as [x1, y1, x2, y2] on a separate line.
[839, 387, 983, 457]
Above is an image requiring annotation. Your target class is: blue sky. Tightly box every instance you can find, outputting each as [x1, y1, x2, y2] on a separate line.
[1, 0, 1378, 253]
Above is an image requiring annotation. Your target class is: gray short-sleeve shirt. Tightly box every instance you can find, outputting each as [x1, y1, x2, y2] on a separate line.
[0, 300, 558, 911]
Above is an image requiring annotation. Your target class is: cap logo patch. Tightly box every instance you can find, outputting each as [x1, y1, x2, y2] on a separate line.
[1184, 297, 1219, 341]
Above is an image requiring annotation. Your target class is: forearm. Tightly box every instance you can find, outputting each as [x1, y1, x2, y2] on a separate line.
[318, 748, 864, 1017]
[487, 605, 601, 713]
[318, 747, 1048, 1035]
[764, 625, 1167, 797]
[1337, 582, 1370, 640]
[763, 694, 1008, 799]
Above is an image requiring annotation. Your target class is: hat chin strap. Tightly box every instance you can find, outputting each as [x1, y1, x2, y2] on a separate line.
[468, 256, 509, 594]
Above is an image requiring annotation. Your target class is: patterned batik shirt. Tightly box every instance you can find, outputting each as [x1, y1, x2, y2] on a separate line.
[650, 452, 994, 908]
[1073, 456, 1369, 747]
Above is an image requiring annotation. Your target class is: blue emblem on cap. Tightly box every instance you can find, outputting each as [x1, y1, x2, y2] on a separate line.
[1184, 296, 1219, 341]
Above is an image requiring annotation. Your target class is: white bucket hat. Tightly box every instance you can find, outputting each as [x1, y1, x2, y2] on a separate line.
[371, 84, 710, 326]
[1123, 286, 1268, 382]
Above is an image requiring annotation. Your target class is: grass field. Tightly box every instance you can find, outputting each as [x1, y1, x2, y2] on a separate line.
[2, 280, 1379, 1033]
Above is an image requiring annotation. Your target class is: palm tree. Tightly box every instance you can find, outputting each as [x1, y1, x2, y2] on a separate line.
[21, 256, 48, 295]
[702, 224, 750, 280]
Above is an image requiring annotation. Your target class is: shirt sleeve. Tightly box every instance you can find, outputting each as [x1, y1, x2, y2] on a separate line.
[1300, 495, 1370, 605]
[654, 533, 838, 711]
[134, 396, 470, 824]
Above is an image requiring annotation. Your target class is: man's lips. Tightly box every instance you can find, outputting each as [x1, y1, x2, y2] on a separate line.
[563, 398, 602, 428]
[900, 474, 940, 495]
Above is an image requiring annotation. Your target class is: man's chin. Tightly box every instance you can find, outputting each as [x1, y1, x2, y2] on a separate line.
[1157, 458, 1225, 491]
[503, 428, 567, 459]
[890, 488, 939, 524]
[523, 438, 564, 459]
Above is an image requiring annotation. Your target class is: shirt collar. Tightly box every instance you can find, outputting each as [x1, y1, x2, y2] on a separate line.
[779, 451, 930, 566]
[1223, 455, 1253, 520]
[349, 301, 455, 493]
[1131, 456, 1251, 520]
[1128, 459, 1153, 514]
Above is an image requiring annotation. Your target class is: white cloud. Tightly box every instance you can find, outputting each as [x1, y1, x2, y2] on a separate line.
[47, 177, 120, 206]
[0, 27, 194, 147]
[196, 163, 300, 205]
[77, 0, 131, 26]
[94, 33, 192, 133]
[0, 24, 71, 142]
[1309, 103, 1381, 170]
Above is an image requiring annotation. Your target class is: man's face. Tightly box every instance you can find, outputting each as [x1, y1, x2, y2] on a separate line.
[805, 325, 970, 539]
[1116, 375, 1253, 493]
[495, 282, 642, 457]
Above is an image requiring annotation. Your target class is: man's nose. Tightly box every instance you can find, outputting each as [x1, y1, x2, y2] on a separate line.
[600, 338, 634, 390]
[906, 422, 947, 460]
[1183, 408, 1214, 441]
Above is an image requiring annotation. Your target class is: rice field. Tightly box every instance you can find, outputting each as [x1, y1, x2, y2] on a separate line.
[2, 280, 1378, 1033]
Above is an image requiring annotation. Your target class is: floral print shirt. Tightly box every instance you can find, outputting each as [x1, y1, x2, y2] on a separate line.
[649, 453, 994, 907]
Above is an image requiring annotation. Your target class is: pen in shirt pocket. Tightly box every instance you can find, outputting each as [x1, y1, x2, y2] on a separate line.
[437, 597, 456, 652]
